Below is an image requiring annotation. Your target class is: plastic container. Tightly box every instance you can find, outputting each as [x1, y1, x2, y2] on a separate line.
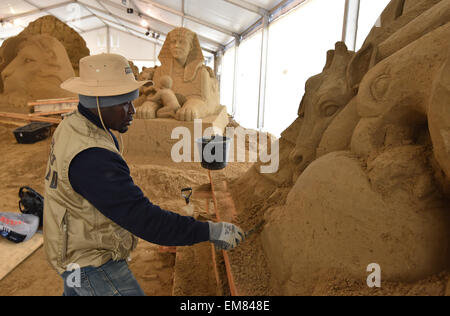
[195, 135, 231, 170]
[13, 122, 52, 144]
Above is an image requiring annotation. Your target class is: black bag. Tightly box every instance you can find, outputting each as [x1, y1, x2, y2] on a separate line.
[19, 187, 44, 227]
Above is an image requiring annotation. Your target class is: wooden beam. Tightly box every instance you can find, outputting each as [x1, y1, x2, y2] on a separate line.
[28, 109, 73, 117]
[0, 112, 61, 124]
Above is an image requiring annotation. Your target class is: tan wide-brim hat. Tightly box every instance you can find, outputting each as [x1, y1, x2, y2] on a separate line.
[61, 53, 149, 96]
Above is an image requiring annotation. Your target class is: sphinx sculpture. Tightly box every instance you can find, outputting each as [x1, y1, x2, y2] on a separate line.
[136, 27, 221, 121]
[0, 34, 75, 107]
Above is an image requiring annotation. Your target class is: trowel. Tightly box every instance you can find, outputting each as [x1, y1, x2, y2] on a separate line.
[244, 220, 266, 238]
[181, 187, 194, 216]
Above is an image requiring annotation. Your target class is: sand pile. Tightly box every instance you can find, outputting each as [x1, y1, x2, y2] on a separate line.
[230, 0, 450, 295]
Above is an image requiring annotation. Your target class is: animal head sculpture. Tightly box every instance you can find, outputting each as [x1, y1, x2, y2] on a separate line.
[289, 42, 355, 179]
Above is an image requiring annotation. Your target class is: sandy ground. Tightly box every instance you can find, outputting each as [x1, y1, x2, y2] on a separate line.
[0, 110, 252, 296]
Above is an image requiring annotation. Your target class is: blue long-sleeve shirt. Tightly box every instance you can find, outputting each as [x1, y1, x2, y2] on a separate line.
[68, 104, 209, 246]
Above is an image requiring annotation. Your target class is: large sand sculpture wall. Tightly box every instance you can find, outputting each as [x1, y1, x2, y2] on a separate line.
[233, 0, 450, 295]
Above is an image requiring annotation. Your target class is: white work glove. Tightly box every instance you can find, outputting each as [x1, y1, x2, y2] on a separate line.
[208, 221, 245, 251]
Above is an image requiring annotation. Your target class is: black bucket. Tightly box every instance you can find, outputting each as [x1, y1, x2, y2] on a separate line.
[195, 135, 231, 170]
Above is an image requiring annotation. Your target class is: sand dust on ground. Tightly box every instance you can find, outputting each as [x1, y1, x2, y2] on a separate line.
[0, 111, 252, 296]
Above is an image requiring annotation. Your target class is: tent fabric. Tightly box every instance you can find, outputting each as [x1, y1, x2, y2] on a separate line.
[0, 0, 286, 54]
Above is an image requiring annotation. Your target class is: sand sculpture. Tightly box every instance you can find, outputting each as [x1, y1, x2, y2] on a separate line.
[145, 75, 181, 118]
[136, 27, 221, 121]
[0, 34, 75, 107]
[133, 66, 158, 108]
[138, 66, 157, 82]
[18, 15, 89, 75]
[232, 0, 450, 295]
[128, 61, 140, 80]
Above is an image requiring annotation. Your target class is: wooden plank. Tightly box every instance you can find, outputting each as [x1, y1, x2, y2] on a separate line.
[0, 112, 61, 124]
[0, 233, 43, 281]
[28, 109, 73, 117]
[0, 120, 24, 127]
[28, 98, 78, 107]
[207, 170, 239, 296]
[33, 103, 77, 113]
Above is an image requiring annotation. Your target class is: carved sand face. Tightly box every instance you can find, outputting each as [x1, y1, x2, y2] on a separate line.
[1, 35, 74, 101]
[289, 43, 355, 178]
[351, 24, 450, 158]
[169, 34, 193, 66]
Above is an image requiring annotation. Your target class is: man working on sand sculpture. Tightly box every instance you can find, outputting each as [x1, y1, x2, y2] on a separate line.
[43, 53, 245, 296]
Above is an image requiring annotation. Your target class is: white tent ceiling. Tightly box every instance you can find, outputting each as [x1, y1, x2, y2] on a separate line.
[0, 0, 293, 54]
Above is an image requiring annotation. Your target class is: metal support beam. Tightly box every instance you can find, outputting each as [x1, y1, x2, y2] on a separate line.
[226, 0, 306, 48]
[76, 0, 107, 28]
[104, 23, 161, 47]
[181, 0, 185, 27]
[257, 14, 269, 130]
[223, 0, 268, 16]
[342, 0, 360, 51]
[95, 0, 134, 37]
[66, 13, 94, 22]
[79, 25, 106, 34]
[231, 35, 240, 117]
[106, 25, 110, 53]
[270, 0, 307, 21]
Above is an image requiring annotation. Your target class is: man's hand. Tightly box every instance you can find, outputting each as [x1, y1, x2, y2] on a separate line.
[208, 221, 245, 251]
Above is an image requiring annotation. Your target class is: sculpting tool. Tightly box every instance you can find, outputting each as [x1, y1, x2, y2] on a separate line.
[244, 220, 266, 238]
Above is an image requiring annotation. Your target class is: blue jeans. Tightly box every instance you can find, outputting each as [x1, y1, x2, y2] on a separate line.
[61, 260, 145, 296]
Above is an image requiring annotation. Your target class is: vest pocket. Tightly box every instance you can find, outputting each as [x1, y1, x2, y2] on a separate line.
[111, 229, 134, 260]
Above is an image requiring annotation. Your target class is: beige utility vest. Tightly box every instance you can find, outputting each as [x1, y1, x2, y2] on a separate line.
[43, 110, 137, 274]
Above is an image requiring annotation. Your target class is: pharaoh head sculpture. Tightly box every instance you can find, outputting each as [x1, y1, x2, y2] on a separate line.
[158, 27, 204, 82]
[0, 34, 75, 106]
